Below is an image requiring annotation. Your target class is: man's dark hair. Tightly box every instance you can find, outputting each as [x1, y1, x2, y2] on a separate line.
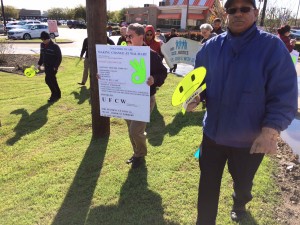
[40, 31, 50, 40]
[213, 18, 222, 23]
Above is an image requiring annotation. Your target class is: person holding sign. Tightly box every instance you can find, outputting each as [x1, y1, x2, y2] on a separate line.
[277, 25, 296, 53]
[125, 23, 167, 169]
[188, 0, 298, 224]
[38, 31, 62, 103]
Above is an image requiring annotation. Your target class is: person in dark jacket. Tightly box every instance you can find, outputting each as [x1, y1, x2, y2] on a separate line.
[277, 25, 296, 52]
[38, 31, 62, 103]
[117, 26, 127, 45]
[124, 23, 168, 169]
[212, 18, 225, 35]
[188, 0, 297, 224]
[78, 37, 114, 86]
[166, 28, 178, 73]
[78, 37, 88, 85]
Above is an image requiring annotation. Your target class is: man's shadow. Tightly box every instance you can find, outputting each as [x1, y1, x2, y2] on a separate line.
[147, 104, 166, 146]
[238, 211, 259, 225]
[71, 86, 90, 105]
[6, 103, 51, 146]
[86, 165, 179, 225]
[51, 137, 109, 225]
[147, 107, 205, 147]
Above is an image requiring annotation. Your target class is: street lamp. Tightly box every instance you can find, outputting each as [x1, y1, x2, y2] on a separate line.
[186, 0, 189, 30]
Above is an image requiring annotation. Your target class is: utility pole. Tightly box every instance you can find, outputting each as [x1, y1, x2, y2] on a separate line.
[260, 0, 267, 27]
[1, 0, 6, 28]
[86, 0, 110, 137]
[186, 0, 189, 30]
[296, 0, 300, 26]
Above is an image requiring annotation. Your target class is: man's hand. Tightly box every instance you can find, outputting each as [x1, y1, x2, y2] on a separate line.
[186, 95, 200, 112]
[147, 76, 154, 86]
[250, 127, 279, 154]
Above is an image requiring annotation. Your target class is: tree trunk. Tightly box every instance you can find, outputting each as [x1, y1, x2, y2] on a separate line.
[86, 0, 110, 137]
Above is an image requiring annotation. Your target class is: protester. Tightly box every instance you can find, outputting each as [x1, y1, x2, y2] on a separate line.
[78, 37, 89, 85]
[38, 31, 62, 103]
[97, 23, 167, 169]
[117, 26, 127, 45]
[156, 28, 166, 43]
[188, 0, 298, 224]
[166, 28, 178, 73]
[144, 25, 164, 58]
[200, 23, 217, 44]
[277, 25, 296, 52]
[78, 37, 114, 86]
[212, 18, 225, 35]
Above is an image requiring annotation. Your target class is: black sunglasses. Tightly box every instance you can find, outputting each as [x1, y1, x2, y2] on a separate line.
[226, 6, 254, 15]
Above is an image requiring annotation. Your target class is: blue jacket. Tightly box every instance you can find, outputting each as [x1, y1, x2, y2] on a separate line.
[195, 24, 298, 148]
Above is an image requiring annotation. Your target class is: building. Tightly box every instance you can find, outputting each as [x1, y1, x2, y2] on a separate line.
[19, 9, 42, 20]
[125, 0, 221, 30]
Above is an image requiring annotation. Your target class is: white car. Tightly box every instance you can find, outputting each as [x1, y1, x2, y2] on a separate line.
[290, 29, 300, 40]
[7, 24, 59, 40]
[6, 20, 41, 31]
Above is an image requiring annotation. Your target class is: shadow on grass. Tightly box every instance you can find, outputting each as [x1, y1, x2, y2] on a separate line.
[71, 86, 90, 105]
[86, 164, 180, 225]
[51, 137, 109, 225]
[147, 104, 166, 146]
[147, 107, 205, 146]
[238, 211, 259, 225]
[6, 103, 52, 146]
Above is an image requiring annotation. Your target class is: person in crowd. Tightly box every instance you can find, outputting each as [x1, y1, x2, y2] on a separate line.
[117, 26, 127, 45]
[156, 28, 166, 43]
[78, 37, 114, 86]
[212, 18, 225, 35]
[38, 31, 62, 103]
[107, 24, 113, 37]
[187, 0, 298, 224]
[166, 28, 178, 73]
[125, 23, 167, 169]
[78, 37, 89, 85]
[200, 23, 217, 44]
[97, 23, 168, 169]
[144, 25, 164, 59]
[277, 24, 296, 52]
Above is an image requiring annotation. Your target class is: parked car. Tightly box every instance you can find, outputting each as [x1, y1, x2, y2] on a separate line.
[67, 20, 87, 29]
[290, 29, 300, 41]
[7, 24, 59, 40]
[5, 20, 41, 32]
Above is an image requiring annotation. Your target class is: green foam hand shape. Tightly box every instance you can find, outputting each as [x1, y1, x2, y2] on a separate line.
[130, 58, 146, 84]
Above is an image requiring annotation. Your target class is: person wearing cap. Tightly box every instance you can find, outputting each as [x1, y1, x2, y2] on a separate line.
[38, 31, 62, 103]
[188, 0, 298, 224]
[277, 25, 296, 52]
[212, 18, 225, 35]
[155, 28, 166, 43]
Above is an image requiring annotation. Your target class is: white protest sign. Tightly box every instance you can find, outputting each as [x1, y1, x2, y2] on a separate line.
[96, 45, 151, 122]
[161, 37, 202, 68]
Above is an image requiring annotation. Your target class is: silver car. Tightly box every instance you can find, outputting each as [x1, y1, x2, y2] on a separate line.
[8, 24, 59, 40]
[290, 29, 300, 40]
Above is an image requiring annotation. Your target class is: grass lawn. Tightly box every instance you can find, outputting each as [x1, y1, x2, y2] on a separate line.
[0, 57, 281, 225]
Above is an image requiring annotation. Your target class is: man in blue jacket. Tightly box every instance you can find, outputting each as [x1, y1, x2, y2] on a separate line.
[189, 0, 298, 224]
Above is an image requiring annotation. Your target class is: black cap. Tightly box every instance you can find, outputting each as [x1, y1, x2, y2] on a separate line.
[224, 0, 256, 9]
[40, 31, 50, 40]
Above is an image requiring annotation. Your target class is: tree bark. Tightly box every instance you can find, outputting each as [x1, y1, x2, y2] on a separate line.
[86, 0, 110, 137]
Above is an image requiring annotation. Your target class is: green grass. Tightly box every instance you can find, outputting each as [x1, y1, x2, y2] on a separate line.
[0, 57, 281, 225]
